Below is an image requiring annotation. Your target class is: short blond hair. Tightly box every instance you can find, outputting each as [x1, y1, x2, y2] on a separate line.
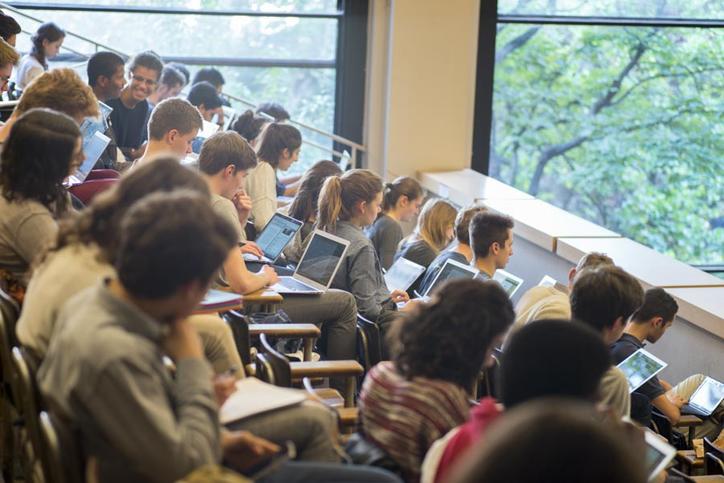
[17, 68, 100, 120]
[0, 37, 18, 66]
[412, 198, 458, 252]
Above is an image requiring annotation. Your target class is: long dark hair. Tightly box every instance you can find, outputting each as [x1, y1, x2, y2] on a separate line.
[30, 22, 65, 68]
[288, 160, 342, 222]
[229, 109, 266, 143]
[1, 108, 78, 216]
[381, 176, 423, 213]
[53, 158, 209, 264]
[256, 123, 302, 168]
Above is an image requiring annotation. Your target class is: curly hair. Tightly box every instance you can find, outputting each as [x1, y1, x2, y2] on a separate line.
[388, 278, 515, 389]
[17, 68, 99, 120]
[1, 108, 79, 215]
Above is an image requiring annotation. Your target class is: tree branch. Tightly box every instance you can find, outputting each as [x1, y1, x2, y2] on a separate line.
[592, 42, 647, 115]
[496, 27, 541, 63]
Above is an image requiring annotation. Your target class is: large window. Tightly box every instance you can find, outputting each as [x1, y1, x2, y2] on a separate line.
[8, 0, 363, 176]
[474, 1, 723, 267]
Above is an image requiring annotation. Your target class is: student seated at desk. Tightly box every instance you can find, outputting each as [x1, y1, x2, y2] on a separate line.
[570, 265, 644, 419]
[133, 97, 202, 168]
[17, 159, 241, 376]
[14, 22, 64, 90]
[87, 51, 125, 170]
[417, 205, 486, 296]
[280, 160, 342, 264]
[245, 123, 302, 232]
[394, 198, 457, 274]
[612, 288, 723, 437]
[198, 133, 358, 392]
[0, 109, 82, 300]
[317, 169, 409, 331]
[187, 81, 224, 153]
[147, 64, 185, 108]
[229, 109, 268, 150]
[358, 279, 514, 483]
[192, 67, 230, 107]
[106, 51, 163, 160]
[365, 176, 424, 271]
[467, 211, 514, 281]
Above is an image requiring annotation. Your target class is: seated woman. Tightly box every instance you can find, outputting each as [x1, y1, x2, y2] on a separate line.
[0, 108, 81, 301]
[15, 22, 65, 90]
[358, 279, 515, 482]
[365, 176, 424, 271]
[280, 159, 342, 263]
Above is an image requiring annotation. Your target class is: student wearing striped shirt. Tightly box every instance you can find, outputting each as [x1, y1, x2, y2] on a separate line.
[358, 279, 515, 482]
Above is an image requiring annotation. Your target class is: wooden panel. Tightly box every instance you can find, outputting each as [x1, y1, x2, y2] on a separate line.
[418, 169, 534, 207]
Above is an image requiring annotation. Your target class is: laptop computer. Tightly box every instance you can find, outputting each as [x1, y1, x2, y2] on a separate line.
[421, 259, 479, 297]
[243, 212, 303, 264]
[616, 348, 668, 393]
[644, 429, 676, 481]
[67, 130, 111, 185]
[270, 230, 349, 295]
[384, 258, 426, 292]
[492, 269, 524, 298]
[683, 376, 724, 417]
[199, 120, 220, 139]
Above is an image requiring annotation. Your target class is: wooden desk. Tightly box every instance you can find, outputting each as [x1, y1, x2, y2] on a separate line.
[418, 169, 534, 207]
[666, 287, 724, 339]
[482, 199, 619, 251]
[241, 288, 284, 314]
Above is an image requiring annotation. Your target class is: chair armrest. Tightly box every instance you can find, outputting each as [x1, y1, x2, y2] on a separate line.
[242, 289, 284, 304]
[289, 360, 364, 378]
[249, 324, 320, 338]
[675, 415, 703, 428]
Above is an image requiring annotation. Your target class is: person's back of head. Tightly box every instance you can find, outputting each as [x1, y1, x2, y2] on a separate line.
[389, 279, 515, 389]
[256, 123, 302, 168]
[317, 168, 383, 231]
[192, 67, 224, 90]
[288, 160, 342, 222]
[30, 22, 65, 67]
[116, 190, 236, 301]
[1, 108, 80, 213]
[167, 62, 190, 86]
[159, 65, 185, 90]
[449, 399, 647, 483]
[87, 51, 125, 87]
[567, 251, 615, 288]
[17, 68, 99, 122]
[148, 97, 203, 142]
[469, 211, 514, 261]
[198, 131, 257, 176]
[230, 109, 267, 143]
[56, 158, 209, 263]
[0, 13, 20, 46]
[412, 198, 457, 252]
[501, 319, 611, 408]
[454, 205, 486, 246]
[127, 50, 163, 78]
[570, 265, 643, 341]
[187, 81, 222, 110]
[256, 102, 290, 122]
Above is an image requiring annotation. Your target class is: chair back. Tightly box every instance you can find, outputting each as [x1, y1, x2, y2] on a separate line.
[705, 452, 724, 475]
[10, 346, 45, 481]
[85, 169, 120, 181]
[221, 310, 252, 365]
[39, 410, 85, 483]
[255, 334, 292, 387]
[68, 178, 118, 205]
[0, 290, 18, 382]
[356, 315, 382, 373]
[0, 289, 18, 483]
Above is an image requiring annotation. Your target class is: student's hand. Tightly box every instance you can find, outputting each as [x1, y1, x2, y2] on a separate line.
[240, 242, 264, 259]
[213, 372, 237, 407]
[260, 265, 279, 286]
[129, 142, 147, 160]
[221, 430, 280, 473]
[390, 289, 409, 303]
[162, 319, 204, 362]
[399, 298, 424, 313]
[232, 190, 253, 220]
[666, 391, 686, 408]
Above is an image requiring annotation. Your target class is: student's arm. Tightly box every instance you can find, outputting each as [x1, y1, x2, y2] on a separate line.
[85, 324, 220, 481]
[651, 392, 684, 424]
[347, 245, 388, 320]
[223, 249, 277, 295]
[374, 219, 403, 271]
[247, 163, 277, 231]
[14, 211, 58, 272]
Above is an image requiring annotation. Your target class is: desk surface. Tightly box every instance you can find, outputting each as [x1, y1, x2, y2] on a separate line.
[418, 169, 534, 206]
[482, 199, 619, 251]
[556, 237, 724, 289]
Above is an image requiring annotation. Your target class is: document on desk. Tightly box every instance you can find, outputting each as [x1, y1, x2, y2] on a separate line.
[220, 377, 306, 425]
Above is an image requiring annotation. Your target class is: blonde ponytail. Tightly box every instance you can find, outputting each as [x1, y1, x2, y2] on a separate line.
[317, 176, 343, 232]
[317, 169, 383, 232]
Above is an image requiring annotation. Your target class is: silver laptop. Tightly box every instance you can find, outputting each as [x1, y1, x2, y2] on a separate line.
[493, 269, 524, 298]
[684, 377, 724, 417]
[421, 259, 479, 297]
[67, 130, 111, 185]
[384, 258, 425, 292]
[616, 348, 668, 393]
[270, 230, 349, 295]
[243, 213, 303, 264]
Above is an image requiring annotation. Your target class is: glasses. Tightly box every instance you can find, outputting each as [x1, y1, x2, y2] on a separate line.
[131, 75, 158, 87]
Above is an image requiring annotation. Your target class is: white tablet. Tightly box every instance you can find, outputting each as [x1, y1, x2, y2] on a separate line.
[493, 269, 524, 297]
[384, 258, 426, 292]
[644, 429, 676, 481]
[687, 376, 724, 417]
[616, 348, 668, 393]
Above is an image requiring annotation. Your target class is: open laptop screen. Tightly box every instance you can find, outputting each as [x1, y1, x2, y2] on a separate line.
[616, 348, 667, 393]
[384, 258, 425, 292]
[73, 131, 111, 183]
[255, 213, 303, 261]
[688, 377, 724, 415]
[422, 259, 477, 297]
[493, 269, 524, 297]
[295, 233, 347, 287]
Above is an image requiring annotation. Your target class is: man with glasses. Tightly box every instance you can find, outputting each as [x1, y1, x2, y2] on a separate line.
[107, 51, 163, 161]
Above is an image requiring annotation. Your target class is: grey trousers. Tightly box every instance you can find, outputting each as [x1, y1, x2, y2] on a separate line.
[188, 314, 244, 377]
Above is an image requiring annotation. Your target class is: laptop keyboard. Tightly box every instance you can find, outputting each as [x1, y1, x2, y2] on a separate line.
[279, 278, 315, 292]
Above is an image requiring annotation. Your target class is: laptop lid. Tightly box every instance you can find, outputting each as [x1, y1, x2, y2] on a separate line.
[688, 377, 724, 416]
[422, 259, 478, 297]
[616, 348, 668, 393]
[384, 258, 426, 292]
[255, 213, 304, 261]
[493, 269, 524, 298]
[292, 230, 350, 291]
[644, 429, 676, 481]
[199, 120, 220, 139]
[73, 131, 111, 183]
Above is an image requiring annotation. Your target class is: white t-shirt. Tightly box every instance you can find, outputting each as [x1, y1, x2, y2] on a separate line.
[15, 54, 45, 90]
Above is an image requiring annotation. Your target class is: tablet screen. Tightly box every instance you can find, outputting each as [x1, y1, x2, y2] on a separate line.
[616, 349, 667, 393]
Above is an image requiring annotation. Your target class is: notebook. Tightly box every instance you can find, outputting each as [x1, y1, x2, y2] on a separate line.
[684, 376, 724, 417]
[270, 230, 349, 295]
[616, 348, 668, 393]
[196, 289, 242, 312]
[243, 213, 303, 264]
[492, 269, 524, 297]
[384, 258, 426, 292]
[220, 378, 305, 425]
[421, 259, 479, 297]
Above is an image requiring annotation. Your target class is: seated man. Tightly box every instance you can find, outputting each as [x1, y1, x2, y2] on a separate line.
[570, 265, 644, 418]
[148, 64, 186, 107]
[192, 66, 228, 105]
[133, 97, 202, 167]
[612, 288, 723, 437]
[87, 51, 126, 169]
[106, 50, 163, 160]
[468, 211, 514, 280]
[187, 81, 224, 153]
